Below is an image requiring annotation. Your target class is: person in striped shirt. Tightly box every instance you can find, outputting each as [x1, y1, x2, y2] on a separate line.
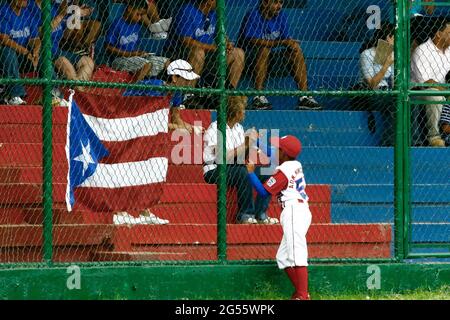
[440, 104, 450, 146]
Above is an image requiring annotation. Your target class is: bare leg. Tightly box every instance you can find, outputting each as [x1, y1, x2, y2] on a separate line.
[285, 43, 308, 91]
[135, 62, 152, 82]
[188, 47, 206, 87]
[76, 56, 95, 81]
[147, 2, 161, 24]
[226, 47, 245, 89]
[253, 47, 270, 90]
[54, 56, 78, 80]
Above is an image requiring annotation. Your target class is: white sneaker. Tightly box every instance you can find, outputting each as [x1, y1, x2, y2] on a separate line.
[138, 212, 169, 225]
[159, 18, 172, 32]
[151, 31, 168, 40]
[113, 212, 140, 225]
[5, 96, 26, 105]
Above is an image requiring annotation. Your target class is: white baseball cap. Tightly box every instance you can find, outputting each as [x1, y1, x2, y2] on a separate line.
[166, 59, 200, 80]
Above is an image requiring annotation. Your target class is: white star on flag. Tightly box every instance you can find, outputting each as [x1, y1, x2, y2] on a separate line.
[74, 141, 95, 176]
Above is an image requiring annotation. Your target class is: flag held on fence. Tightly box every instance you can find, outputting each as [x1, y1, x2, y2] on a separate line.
[65, 90, 171, 212]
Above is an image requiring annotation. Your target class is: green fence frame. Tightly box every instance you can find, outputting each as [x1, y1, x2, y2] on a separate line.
[0, 0, 449, 270]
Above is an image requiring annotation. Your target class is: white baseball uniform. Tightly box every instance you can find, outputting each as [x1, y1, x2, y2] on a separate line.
[263, 160, 312, 269]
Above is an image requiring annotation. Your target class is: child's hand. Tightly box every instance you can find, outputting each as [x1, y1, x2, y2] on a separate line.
[246, 161, 256, 173]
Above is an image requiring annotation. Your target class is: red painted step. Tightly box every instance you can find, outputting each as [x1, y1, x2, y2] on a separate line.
[109, 223, 392, 251]
[0, 224, 113, 247]
[92, 241, 391, 261]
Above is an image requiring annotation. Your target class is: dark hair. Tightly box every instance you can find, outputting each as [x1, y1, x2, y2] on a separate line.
[127, 0, 147, 10]
[360, 22, 395, 53]
[430, 17, 450, 39]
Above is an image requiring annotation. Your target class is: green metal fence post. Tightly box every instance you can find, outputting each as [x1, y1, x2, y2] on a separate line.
[393, 0, 408, 261]
[41, 0, 54, 265]
[403, 0, 412, 259]
[216, 0, 228, 263]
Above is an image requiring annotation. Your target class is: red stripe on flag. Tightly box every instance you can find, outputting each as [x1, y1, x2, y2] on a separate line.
[73, 184, 164, 212]
[75, 91, 171, 119]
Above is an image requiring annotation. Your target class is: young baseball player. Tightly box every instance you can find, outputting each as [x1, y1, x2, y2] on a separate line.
[246, 135, 312, 300]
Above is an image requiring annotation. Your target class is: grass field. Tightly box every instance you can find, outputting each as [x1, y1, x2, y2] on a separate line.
[246, 285, 450, 300]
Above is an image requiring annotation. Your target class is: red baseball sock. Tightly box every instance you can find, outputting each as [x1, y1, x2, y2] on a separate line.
[284, 267, 299, 299]
[294, 266, 309, 300]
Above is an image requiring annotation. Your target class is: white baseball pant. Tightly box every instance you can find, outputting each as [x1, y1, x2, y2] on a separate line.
[276, 200, 312, 269]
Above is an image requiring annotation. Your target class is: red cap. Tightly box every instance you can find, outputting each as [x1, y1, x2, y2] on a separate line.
[270, 135, 302, 158]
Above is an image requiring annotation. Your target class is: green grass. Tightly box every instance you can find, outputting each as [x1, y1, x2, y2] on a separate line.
[245, 283, 450, 300]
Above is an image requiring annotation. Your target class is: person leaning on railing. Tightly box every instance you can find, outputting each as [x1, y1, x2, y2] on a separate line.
[411, 17, 450, 147]
[358, 22, 395, 147]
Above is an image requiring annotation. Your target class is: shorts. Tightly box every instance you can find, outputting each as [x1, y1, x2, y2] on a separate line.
[112, 55, 169, 77]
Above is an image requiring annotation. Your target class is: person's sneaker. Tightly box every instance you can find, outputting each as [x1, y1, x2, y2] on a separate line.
[5, 96, 26, 105]
[138, 213, 169, 225]
[159, 18, 172, 32]
[258, 217, 279, 225]
[238, 217, 258, 224]
[251, 96, 272, 110]
[151, 31, 168, 40]
[113, 212, 139, 225]
[139, 210, 169, 225]
[297, 96, 322, 110]
[430, 138, 446, 147]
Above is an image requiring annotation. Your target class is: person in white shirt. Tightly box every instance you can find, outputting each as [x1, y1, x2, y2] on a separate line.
[358, 22, 395, 146]
[203, 96, 278, 224]
[411, 17, 450, 147]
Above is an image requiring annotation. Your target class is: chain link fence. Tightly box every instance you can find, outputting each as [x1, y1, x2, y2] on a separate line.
[0, 0, 448, 266]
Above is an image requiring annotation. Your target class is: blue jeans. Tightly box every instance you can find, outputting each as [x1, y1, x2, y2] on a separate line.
[204, 165, 271, 222]
[0, 46, 32, 98]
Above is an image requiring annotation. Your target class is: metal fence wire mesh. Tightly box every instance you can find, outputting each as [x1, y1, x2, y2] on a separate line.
[0, 0, 449, 266]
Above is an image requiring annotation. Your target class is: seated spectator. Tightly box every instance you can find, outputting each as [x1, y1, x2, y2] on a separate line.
[123, 59, 205, 134]
[237, 0, 321, 110]
[105, 1, 168, 82]
[203, 96, 278, 224]
[165, 0, 244, 90]
[141, 0, 172, 40]
[358, 22, 395, 146]
[58, 0, 100, 58]
[30, 0, 94, 82]
[411, 0, 435, 52]
[0, 0, 41, 105]
[411, 17, 450, 147]
[439, 71, 450, 146]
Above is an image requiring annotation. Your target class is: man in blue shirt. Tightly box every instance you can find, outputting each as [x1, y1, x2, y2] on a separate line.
[238, 0, 321, 110]
[106, 1, 168, 82]
[165, 0, 244, 89]
[0, 0, 41, 105]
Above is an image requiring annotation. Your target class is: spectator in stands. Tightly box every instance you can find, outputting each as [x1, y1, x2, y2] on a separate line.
[123, 59, 205, 134]
[58, 0, 101, 60]
[105, 0, 169, 82]
[29, 0, 94, 83]
[237, 0, 322, 110]
[411, 0, 435, 52]
[165, 0, 245, 90]
[358, 22, 395, 146]
[0, 0, 41, 105]
[411, 17, 450, 147]
[141, 0, 172, 40]
[203, 96, 278, 224]
[439, 71, 450, 146]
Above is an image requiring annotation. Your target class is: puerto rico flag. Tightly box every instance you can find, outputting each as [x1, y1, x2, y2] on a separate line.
[65, 90, 170, 212]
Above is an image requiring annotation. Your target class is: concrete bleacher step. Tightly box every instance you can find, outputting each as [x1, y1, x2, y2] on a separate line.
[92, 242, 391, 261]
